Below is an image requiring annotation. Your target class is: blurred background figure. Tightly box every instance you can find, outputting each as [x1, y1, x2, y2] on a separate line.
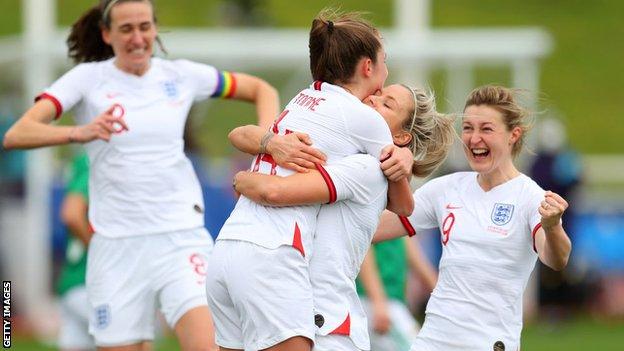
[356, 237, 437, 351]
[530, 117, 587, 320]
[531, 117, 581, 218]
[0, 109, 26, 333]
[217, 0, 271, 27]
[0, 113, 25, 198]
[56, 152, 94, 351]
[182, 117, 236, 240]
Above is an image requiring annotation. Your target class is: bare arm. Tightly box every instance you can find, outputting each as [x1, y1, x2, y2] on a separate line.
[358, 248, 391, 334]
[386, 178, 414, 217]
[3, 100, 70, 149]
[228, 125, 266, 155]
[228, 125, 326, 172]
[372, 210, 410, 243]
[3, 100, 128, 150]
[379, 145, 414, 217]
[230, 73, 280, 129]
[405, 236, 437, 292]
[534, 191, 572, 271]
[60, 193, 92, 246]
[233, 170, 330, 206]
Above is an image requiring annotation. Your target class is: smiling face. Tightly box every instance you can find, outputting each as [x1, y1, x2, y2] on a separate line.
[462, 104, 521, 176]
[363, 84, 413, 146]
[101, 0, 156, 76]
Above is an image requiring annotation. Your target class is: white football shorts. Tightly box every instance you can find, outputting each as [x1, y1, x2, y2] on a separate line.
[206, 239, 315, 350]
[314, 334, 362, 351]
[86, 227, 214, 347]
[409, 313, 518, 351]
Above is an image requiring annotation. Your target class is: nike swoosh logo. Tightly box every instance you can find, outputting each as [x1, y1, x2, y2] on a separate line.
[106, 93, 121, 99]
[446, 204, 462, 209]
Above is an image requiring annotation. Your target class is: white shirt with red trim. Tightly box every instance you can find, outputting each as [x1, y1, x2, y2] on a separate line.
[217, 81, 393, 259]
[40, 58, 228, 238]
[310, 154, 388, 350]
[402, 172, 543, 351]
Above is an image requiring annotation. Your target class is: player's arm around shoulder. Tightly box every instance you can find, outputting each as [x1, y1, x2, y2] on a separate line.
[228, 125, 326, 173]
[372, 175, 447, 244]
[380, 145, 414, 216]
[385, 177, 414, 217]
[371, 210, 411, 243]
[233, 170, 330, 206]
[534, 190, 572, 271]
[232, 153, 380, 207]
[228, 124, 267, 155]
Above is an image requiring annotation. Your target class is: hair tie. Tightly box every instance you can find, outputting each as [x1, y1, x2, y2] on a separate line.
[327, 20, 334, 33]
[401, 84, 419, 132]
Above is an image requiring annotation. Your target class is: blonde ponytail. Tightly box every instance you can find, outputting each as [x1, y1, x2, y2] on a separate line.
[401, 86, 456, 177]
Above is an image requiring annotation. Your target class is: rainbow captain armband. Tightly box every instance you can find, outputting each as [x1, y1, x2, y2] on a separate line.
[211, 71, 237, 98]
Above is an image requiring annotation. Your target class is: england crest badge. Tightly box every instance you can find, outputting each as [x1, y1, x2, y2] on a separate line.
[491, 203, 514, 226]
[162, 80, 179, 99]
[94, 304, 111, 329]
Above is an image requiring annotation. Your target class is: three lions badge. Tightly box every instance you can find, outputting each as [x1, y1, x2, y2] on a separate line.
[491, 203, 514, 226]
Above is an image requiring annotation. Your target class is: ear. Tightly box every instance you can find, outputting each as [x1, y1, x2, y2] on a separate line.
[361, 57, 374, 78]
[393, 130, 413, 147]
[509, 126, 522, 145]
[101, 26, 112, 45]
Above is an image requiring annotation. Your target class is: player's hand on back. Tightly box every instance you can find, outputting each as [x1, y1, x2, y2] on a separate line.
[74, 104, 129, 143]
[266, 132, 327, 173]
[380, 145, 413, 182]
[539, 191, 568, 230]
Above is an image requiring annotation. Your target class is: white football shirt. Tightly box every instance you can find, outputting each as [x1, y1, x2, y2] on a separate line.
[402, 172, 543, 351]
[310, 154, 388, 350]
[40, 58, 233, 237]
[218, 81, 393, 258]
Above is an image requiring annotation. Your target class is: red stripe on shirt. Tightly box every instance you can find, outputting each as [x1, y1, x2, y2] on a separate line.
[272, 110, 289, 134]
[531, 223, 542, 253]
[292, 222, 305, 257]
[329, 313, 351, 335]
[315, 163, 336, 204]
[313, 80, 322, 90]
[399, 215, 416, 237]
[35, 93, 62, 119]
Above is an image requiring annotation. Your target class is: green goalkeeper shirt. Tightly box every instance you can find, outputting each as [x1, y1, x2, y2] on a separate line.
[356, 237, 408, 303]
[56, 154, 89, 296]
